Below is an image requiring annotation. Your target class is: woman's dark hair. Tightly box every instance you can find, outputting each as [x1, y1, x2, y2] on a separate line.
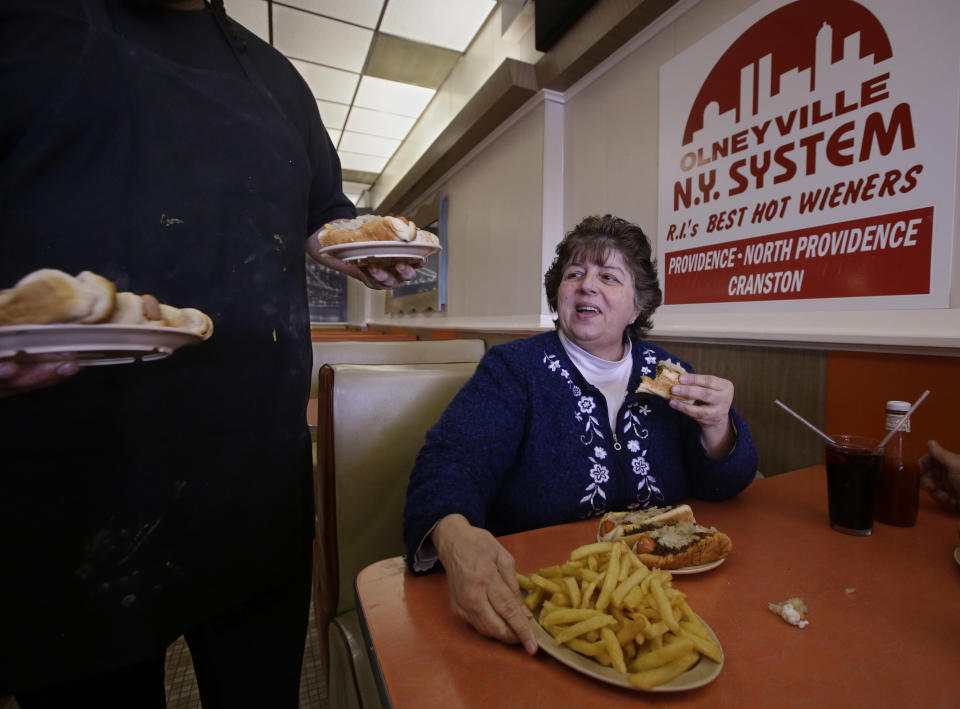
[544, 214, 662, 340]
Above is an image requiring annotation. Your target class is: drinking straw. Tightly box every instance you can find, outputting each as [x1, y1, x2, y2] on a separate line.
[774, 399, 836, 445]
[875, 389, 930, 452]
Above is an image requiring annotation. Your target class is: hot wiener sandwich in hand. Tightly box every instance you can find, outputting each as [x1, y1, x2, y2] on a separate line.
[636, 359, 694, 403]
[597, 505, 732, 569]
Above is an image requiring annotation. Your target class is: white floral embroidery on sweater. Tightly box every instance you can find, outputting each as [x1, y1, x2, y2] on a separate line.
[543, 348, 665, 512]
[544, 350, 611, 512]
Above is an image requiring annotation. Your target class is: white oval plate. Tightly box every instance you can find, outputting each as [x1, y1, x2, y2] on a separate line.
[317, 240, 441, 264]
[670, 558, 726, 575]
[532, 614, 723, 692]
[0, 324, 203, 366]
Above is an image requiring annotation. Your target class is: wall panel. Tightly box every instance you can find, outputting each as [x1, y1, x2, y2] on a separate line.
[650, 340, 827, 477]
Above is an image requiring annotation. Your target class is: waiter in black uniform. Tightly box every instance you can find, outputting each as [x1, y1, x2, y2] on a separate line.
[0, 0, 415, 706]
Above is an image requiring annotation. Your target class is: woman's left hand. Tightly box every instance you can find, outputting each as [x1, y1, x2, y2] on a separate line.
[668, 373, 736, 458]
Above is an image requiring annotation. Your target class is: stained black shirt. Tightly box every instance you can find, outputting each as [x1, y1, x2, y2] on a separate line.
[0, 0, 354, 692]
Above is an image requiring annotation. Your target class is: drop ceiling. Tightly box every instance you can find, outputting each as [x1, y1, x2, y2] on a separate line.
[225, 0, 497, 206]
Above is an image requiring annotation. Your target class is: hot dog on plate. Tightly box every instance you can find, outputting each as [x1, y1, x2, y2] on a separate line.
[315, 214, 438, 247]
[597, 505, 732, 569]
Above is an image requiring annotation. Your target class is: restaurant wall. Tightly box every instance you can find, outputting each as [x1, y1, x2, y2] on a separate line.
[562, 0, 960, 350]
[825, 351, 960, 455]
[360, 99, 549, 330]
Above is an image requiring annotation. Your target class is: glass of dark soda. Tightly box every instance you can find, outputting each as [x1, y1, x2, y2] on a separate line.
[824, 435, 884, 536]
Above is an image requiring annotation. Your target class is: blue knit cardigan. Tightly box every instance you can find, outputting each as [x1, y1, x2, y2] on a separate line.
[402, 331, 758, 572]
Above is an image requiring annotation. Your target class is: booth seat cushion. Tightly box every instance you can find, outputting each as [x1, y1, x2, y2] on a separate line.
[310, 339, 484, 397]
[327, 362, 478, 616]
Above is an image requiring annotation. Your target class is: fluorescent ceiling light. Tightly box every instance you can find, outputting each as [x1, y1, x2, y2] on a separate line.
[272, 5, 372, 72]
[225, 0, 269, 42]
[380, 0, 495, 51]
[316, 100, 349, 130]
[290, 59, 359, 105]
[339, 131, 401, 158]
[354, 75, 435, 118]
[338, 151, 389, 173]
[344, 106, 415, 139]
[280, 0, 385, 29]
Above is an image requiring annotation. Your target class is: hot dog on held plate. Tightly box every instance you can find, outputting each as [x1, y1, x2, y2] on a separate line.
[0, 268, 214, 339]
[597, 505, 732, 569]
[315, 214, 439, 247]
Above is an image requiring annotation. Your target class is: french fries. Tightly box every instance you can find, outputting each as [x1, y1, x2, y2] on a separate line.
[517, 540, 722, 690]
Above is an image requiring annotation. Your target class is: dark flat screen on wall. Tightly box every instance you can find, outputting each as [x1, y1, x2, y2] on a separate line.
[535, 0, 597, 52]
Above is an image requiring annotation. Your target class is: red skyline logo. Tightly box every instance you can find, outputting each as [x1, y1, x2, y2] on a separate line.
[682, 0, 893, 146]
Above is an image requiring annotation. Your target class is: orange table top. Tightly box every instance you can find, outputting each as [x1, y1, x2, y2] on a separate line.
[356, 466, 960, 708]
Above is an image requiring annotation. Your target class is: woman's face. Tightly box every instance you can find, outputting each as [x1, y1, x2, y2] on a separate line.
[556, 248, 641, 361]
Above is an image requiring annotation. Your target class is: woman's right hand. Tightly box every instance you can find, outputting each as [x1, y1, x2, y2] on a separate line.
[0, 360, 79, 398]
[431, 513, 538, 654]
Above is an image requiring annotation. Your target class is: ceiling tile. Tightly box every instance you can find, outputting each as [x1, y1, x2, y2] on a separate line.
[353, 75, 435, 118]
[290, 59, 358, 104]
[327, 127, 342, 145]
[272, 5, 372, 72]
[225, 0, 269, 42]
[380, 0, 495, 52]
[316, 100, 349, 130]
[338, 151, 389, 173]
[339, 131, 401, 158]
[344, 106, 415, 140]
[279, 0, 385, 29]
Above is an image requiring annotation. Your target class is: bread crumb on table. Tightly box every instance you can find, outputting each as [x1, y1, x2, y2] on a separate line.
[768, 597, 809, 628]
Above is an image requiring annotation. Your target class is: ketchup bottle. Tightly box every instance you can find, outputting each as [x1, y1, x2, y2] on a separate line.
[874, 400, 919, 527]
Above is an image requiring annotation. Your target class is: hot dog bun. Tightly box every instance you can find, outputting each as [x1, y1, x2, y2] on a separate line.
[636, 359, 694, 403]
[0, 269, 116, 325]
[597, 505, 695, 546]
[75, 271, 117, 323]
[1, 269, 213, 340]
[316, 215, 417, 246]
[597, 505, 731, 569]
[633, 523, 732, 569]
[107, 292, 165, 325]
[159, 304, 214, 339]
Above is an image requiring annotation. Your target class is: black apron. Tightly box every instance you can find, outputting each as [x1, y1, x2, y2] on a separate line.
[0, 0, 317, 691]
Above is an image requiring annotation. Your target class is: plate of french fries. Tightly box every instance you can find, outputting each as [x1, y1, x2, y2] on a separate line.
[517, 540, 723, 691]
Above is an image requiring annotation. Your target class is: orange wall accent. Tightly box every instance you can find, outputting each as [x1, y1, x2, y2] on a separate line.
[825, 351, 960, 454]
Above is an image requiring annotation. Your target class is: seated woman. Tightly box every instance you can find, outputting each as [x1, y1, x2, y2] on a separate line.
[402, 214, 758, 654]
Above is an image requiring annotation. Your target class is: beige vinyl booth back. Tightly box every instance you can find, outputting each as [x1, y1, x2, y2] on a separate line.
[312, 339, 484, 709]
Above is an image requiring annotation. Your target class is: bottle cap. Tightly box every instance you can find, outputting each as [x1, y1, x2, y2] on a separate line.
[884, 400, 911, 433]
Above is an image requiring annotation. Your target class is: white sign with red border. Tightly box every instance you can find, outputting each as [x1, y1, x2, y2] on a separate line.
[657, 0, 959, 310]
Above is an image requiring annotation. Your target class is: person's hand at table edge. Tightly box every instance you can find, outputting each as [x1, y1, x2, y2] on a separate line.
[0, 360, 79, 398]
[431, 513, 538, 655]
[918, 440, 960, 515]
